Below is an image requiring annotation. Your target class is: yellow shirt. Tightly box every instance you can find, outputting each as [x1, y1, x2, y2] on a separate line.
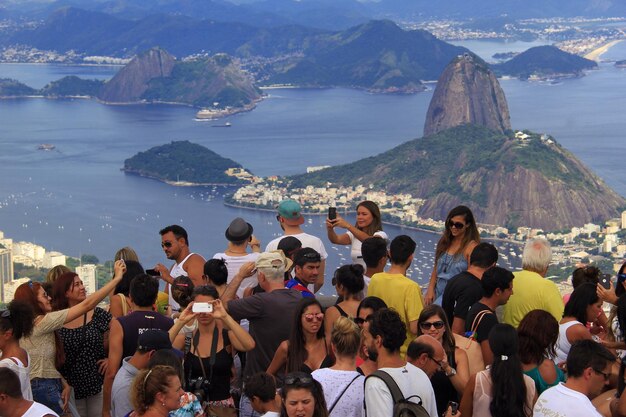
[503, 269, 564, 328]
[368, 272, 424, 356]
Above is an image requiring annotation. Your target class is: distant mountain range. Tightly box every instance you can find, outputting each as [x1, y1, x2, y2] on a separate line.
[4, 0, 626, 23]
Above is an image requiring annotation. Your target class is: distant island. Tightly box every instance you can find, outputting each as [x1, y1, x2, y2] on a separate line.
[122, 141, 254, 185]
[0, 48, 261, 115]
[492, 45, 597, 80]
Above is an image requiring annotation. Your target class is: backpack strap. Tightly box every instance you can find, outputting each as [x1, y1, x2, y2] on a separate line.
[367, 370, 422, 405]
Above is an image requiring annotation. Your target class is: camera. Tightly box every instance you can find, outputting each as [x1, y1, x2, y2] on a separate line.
[187, 376, 210, 402]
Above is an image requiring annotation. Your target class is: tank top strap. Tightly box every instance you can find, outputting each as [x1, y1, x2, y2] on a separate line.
[335, 304, 349, 318]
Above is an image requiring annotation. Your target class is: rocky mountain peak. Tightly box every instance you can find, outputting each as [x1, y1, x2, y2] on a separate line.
[424, 53, 511, 137]
[98, 47, 176, 103]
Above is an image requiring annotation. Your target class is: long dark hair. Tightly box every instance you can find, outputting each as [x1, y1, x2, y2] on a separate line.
[517, 310, 558, 365]
[416, 305, 456, 357]
[355, 201, 383, 236]
[286, 298, 325, 373]
[617, 262, 626, 298]
[435, 205, 480, 261]
[564, 282, 599, 324]
[51, 272, 79, 310]
[114, 260, 145, 296]
[489, 324, 530, 417]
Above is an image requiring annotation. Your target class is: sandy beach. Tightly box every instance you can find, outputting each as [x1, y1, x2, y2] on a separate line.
[584, 39, 624, 61]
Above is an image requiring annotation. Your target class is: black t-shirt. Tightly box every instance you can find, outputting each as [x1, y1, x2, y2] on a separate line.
[441, 271, 483, 325]
[464, 302, 497, 342]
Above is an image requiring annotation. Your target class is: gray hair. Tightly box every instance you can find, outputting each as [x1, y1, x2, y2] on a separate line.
[521, 237, 552, 274]
[257, 264, 285, 282]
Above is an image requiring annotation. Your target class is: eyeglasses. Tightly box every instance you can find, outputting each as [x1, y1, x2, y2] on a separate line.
[303, 312, 324, 322]
[161, 241, 173, 248]
[593, 368, 611, 381]
[448, 221, 466, 229]
[284, 375, 313, 386]
[0, 309, 10, 318]
[429, 356, 443, 369]
[419, 321, 445, 330]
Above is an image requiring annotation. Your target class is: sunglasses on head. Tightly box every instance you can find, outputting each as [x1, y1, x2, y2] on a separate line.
[448, 221, 466, 229]
[0, 309, 10, 318]
[284, 375, 313, 386]
[161, 241, 173, 248]
[303, 312, 324, 322]
[302, 252, 321, 262]
[618, 273, 626, 283]
[420, 320, 445, 330]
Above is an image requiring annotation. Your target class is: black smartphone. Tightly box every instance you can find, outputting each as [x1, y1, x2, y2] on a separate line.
[145, 268, 159, 276]
[448, 401, 459, 415]
[600, 273, 612, 289]
[328, 207, 337, 220]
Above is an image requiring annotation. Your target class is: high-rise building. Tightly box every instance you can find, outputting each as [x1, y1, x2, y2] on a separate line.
[75, 264, 97, 295]
[43, 252, 67, 269]
[622, 210, 626, 229]
[0, 248, 14, 303]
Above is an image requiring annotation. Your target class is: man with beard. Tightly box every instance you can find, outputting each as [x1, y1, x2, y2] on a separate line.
[362, 308, 437, 417]
[154, 224, 206, 311]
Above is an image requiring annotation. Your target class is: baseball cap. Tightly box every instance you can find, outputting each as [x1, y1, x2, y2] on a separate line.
[256, 250, 293, 271]
[277, 199, 304, 225]
[137, 329, 172, 352]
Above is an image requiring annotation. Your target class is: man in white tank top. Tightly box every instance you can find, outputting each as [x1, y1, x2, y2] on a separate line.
[0, 368, 58, 417]
[154, 225, 206, 311]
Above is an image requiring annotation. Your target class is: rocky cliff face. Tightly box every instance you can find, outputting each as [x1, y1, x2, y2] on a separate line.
[291, 125, 625, 230]
[98, 47, 175, 103]
[424, 53, 511, 136]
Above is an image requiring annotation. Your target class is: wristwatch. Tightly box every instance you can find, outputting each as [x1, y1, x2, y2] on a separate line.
[445, 367, 457, 377]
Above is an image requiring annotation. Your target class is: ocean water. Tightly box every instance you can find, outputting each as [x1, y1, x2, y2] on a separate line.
[2, 39, 626, 292]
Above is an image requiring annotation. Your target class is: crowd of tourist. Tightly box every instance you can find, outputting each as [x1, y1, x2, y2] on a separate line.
[3, 200, 626, 417]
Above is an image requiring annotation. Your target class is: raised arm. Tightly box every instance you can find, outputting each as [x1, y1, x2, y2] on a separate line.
[67, 260, 126, 323]
[326, 217, 352, 245]
[222, 262, 256, 304]
[213, 299, 255, 352]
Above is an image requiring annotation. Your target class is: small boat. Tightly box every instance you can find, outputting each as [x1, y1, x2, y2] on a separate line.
[37, 144, 55, 150]
[212, 122, 232, 128]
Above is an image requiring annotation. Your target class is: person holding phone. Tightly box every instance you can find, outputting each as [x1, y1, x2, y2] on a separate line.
[326, 201, 387, 269]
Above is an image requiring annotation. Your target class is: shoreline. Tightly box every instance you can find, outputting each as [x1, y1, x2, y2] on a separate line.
[584, 39, 624, 61]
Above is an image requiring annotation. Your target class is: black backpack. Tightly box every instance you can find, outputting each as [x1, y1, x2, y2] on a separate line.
[365, 370, 430, 417]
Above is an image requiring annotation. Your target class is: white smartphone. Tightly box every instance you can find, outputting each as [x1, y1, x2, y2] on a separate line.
[192, 302, 213, 313]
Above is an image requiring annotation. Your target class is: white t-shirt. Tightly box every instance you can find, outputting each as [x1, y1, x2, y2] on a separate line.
[265, 232, 328, 259]
[169, 252, 205, 310]
[533, 382, 603, 417]
[0, 355, 32, 400]
[212, 252, 260, 298]
[364, 363, 438, 417]
[312, 368, 364, 417]
[22, 401, 59, 417]
[346, 230, 388, 268]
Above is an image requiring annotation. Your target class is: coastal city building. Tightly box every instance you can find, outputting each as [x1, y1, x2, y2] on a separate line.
[0, 247, 14, 303]
[75, 264, 98, 295]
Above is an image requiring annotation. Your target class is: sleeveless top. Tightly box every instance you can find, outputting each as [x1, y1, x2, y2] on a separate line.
[431, 349, 459, 416]
[184, 329, 233, 401]
[335, 304, 349, 318]
[0, 354, 32, 400]
[555, 320, 583, 365]
[169, 253, 199, 310]
[473, 369, 535, 417]
[117, 310, 174, 360]
[524, 361, 566, 395]
[435, 252, 468, 303]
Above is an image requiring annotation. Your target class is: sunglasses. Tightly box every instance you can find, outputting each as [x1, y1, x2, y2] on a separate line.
[161, 241, 173, 248]
[420, 320, 445, 330]
[0, 309, 10, 318]
[618, 273, 626, 283]
[303, 312, 324, 322]
[353, 317, 365, 326]
[284, 375, 313, 386]
[448, 221, 466, 229]
[593, 368, 611, 381]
